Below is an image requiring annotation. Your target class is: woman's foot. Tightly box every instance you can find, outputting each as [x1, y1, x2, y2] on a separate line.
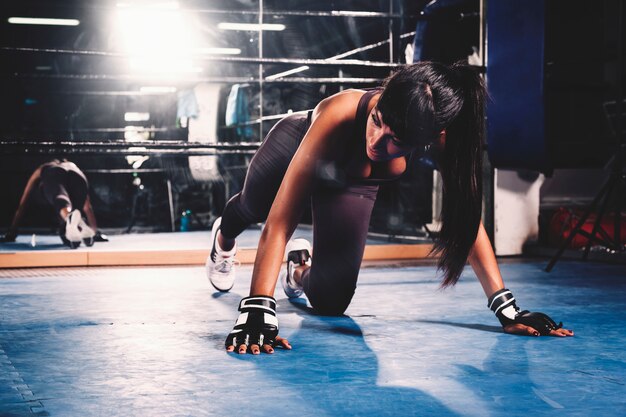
[62, 210, 83, 249]
[206, 217, 239, 292]
[280, 238, 312, 298]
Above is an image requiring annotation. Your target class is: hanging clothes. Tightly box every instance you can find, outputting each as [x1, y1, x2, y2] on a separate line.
[225, 84, 253, 138]
[177, 89, 199, 126]
[188, 83, 222, 182]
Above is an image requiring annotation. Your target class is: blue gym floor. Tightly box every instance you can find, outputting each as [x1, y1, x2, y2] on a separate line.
[0, 260, 625, 416]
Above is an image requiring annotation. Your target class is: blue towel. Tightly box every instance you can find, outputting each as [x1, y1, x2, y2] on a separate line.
[177, 89, 199, 119]
[225, 84, 253, 138]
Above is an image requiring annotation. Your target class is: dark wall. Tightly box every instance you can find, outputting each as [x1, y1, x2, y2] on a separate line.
[487, 0, 623, 172]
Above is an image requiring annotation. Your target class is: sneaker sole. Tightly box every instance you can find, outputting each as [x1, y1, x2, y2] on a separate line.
[65, 211, 83, 248]
[209, 280, 234, 292]
[206, 217, 236, 292]
[78, 218, 96, 246]
[280, 268, 303, 298]
[281, 238, 311, 298]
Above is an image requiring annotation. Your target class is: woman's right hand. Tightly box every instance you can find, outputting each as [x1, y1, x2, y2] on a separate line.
[503, 321, 574, 337]
[502, 311, 574, 337]
[226, 335, 292, 355]
[225, 295, 292, 355]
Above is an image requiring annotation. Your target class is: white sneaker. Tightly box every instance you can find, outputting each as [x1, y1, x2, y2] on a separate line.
[206, 217, 239, 292]
[280, 238, 312, 298]
[78, 217, 96, 247]
[64, 210, 83, 249]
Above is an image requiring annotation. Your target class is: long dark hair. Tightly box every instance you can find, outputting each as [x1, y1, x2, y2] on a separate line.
[377, 61, 487, 287]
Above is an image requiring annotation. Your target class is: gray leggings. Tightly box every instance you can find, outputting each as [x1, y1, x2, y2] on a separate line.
[221, 113, 378, 315]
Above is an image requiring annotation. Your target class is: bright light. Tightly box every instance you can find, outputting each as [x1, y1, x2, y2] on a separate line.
[195, 47, 242, 55]
[116, 1, 179, 9]
[125, 112, 150, 122]
[140, 86, 177, 94]
[130, 58, 202, 73]
[8, 17, 80, 26]
[217, 22, 286, 31]
[114, 5, 202, 75]
[116, 10, 192, 55]
[265, 65, 309, 80]
[124, 127, 149, 142]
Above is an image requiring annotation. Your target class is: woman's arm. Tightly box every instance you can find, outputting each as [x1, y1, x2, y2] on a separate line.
[468, 222, 573, 337]
[82, 195, 98, 230]
[225, 92, 359, 354]
[468, 222, 504, 298]
[249, 95, 355, 297]
[4, 166, 43, 240]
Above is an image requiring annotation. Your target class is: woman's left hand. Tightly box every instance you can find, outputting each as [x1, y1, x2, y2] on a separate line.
[503, 322, 574, 337]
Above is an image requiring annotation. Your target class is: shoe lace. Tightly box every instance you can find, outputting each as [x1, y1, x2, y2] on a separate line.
[214, 256, 240, 273]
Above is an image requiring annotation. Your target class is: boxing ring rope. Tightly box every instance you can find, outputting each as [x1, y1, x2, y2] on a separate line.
[0, 141, 263, 155]
[5, 73, 385, 84]
[14, 4, 476, 20]
[0, 47, 400, 68]
[8, 2, 475, 20]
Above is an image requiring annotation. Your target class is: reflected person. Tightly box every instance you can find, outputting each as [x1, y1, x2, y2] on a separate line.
[2, 159, 108, 248]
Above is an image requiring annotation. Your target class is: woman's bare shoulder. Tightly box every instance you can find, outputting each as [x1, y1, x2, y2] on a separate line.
[312, 89, 366, 122]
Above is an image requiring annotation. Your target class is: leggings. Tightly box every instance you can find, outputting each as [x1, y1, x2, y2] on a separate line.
[221, 113, 378, 315]
[40, 163, 88, 216]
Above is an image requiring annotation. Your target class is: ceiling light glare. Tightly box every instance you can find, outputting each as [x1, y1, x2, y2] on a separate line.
[116, 2, 179, 9]
[8, 17, 80, 26]
[130, 58, 202, 73]
[195, 47, 242, 55]
[125, 112, 150, 122]
[140, 86, 177, 94]
[115, 5, 202, 75]
[217, 23, 286, 31]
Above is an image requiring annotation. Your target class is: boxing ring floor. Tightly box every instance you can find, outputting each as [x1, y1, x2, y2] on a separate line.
[0, 260, 624, 417]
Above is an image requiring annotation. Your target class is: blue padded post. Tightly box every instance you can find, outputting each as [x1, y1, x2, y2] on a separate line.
[487, 0, 548, 172]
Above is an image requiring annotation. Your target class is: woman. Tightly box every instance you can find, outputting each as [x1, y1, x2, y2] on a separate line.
[205, 62, 573, 355]
[2, 159, 107, 248]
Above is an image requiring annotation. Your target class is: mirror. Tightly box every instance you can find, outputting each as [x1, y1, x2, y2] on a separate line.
[0, 1, 481, 266]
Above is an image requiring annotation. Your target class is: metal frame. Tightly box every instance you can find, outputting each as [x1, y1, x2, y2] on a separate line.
[480, 0, 495, 244]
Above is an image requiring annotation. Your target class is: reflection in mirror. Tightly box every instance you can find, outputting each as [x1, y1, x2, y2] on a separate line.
[0, 1, 481, 262]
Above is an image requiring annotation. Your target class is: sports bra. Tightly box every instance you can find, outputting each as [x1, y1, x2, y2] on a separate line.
[309, 88, 409, 188]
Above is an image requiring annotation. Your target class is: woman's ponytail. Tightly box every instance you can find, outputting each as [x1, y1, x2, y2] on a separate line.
[377, 61, 487, 287]
[432, 62, 487, 287]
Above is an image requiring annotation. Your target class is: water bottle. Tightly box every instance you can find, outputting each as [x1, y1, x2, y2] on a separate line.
[180, 210, 191, 231]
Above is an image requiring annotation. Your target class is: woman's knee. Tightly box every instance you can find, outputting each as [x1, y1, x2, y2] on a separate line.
[306, 286, 355, 316]
[312, 302, 350, 317]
